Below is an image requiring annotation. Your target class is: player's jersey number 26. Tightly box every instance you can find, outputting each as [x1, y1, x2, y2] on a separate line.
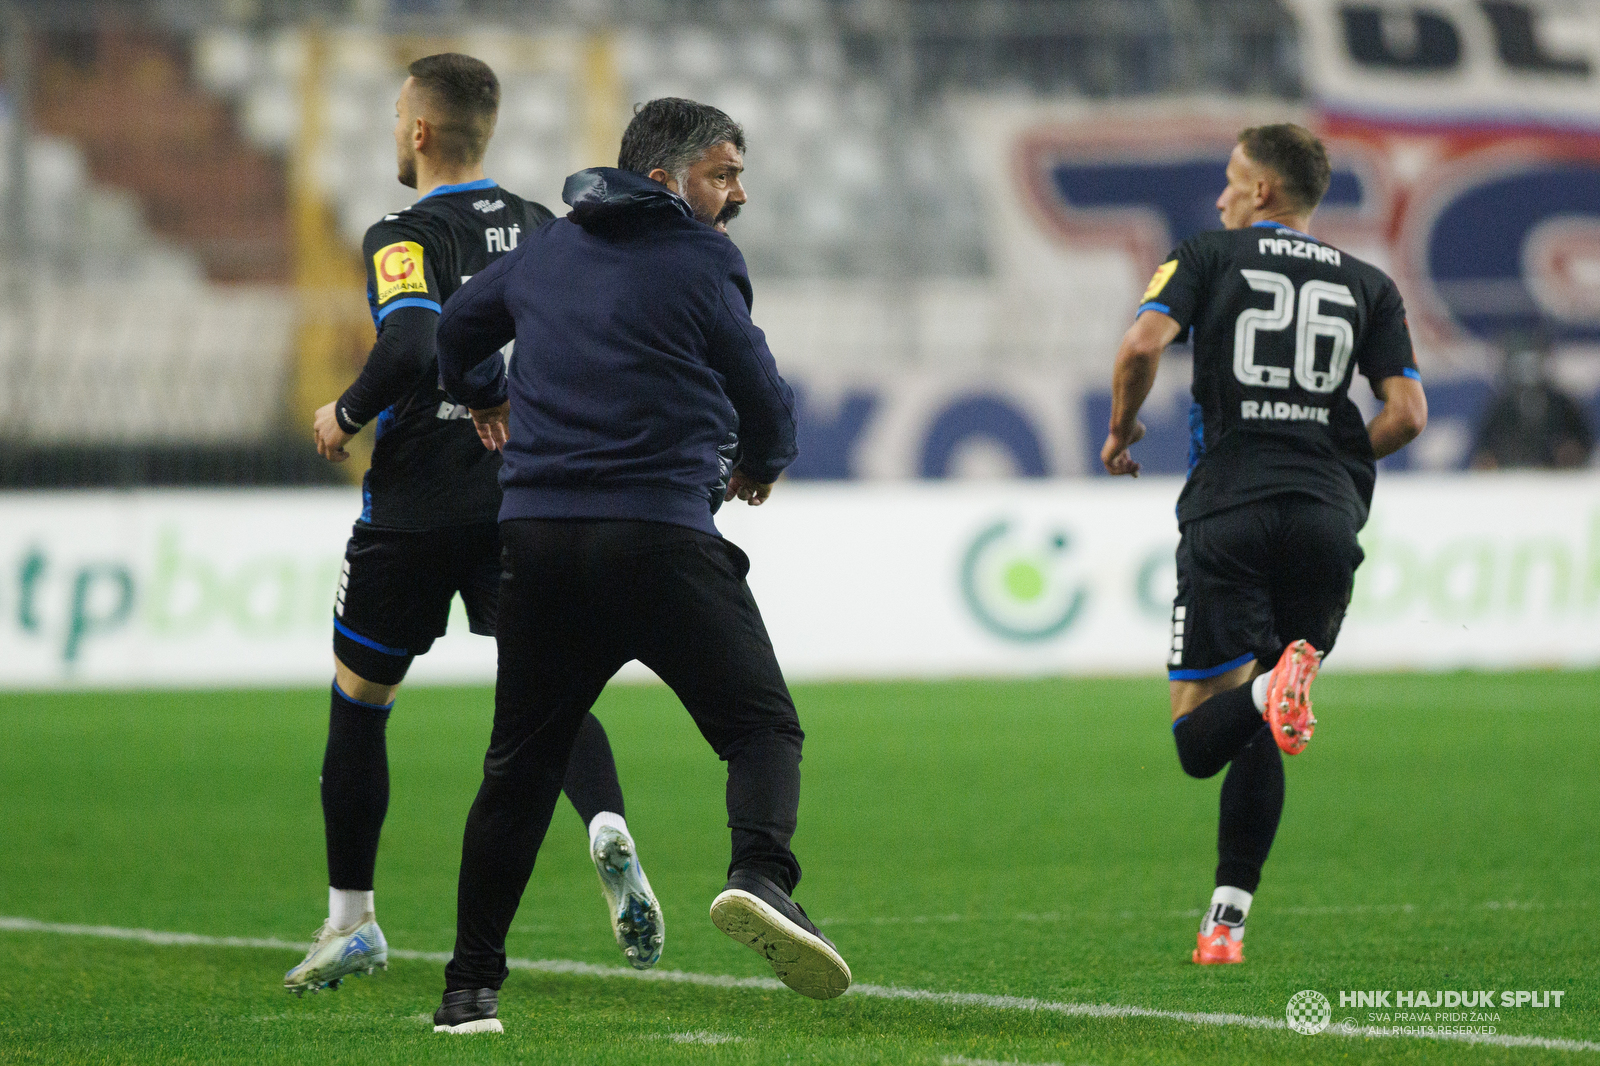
[1234, 269, 1356, 395]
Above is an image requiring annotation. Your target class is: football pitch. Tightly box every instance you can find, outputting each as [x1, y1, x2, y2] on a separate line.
[1, 672, 1596, 1064]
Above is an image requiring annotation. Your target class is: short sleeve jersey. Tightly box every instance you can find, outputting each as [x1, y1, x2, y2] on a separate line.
[359, 180, 554, 529]
[1138, 221, 1419, 527]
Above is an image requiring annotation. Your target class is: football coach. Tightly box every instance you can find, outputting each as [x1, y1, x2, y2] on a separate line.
[428, 98, 851, 1034]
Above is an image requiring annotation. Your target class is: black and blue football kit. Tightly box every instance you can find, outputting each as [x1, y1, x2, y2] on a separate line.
[331, 179, 550, 682]
[1141, 221, 1419, 679]
[317, 178, 631, 903]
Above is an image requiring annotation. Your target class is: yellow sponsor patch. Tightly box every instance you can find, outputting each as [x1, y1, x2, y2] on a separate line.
[373, 241, 428, 304]
[1142, 259, 1178, 303]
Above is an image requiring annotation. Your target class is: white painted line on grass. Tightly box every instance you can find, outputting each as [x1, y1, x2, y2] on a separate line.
[647, 1031, 743, 1044]
[2, 915, 1594, 1055]
[941, 1056, 1067, 1066]
[816, 899, 1588, 927]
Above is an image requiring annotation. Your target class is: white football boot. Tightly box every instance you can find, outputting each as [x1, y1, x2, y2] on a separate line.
[283, 913, 388, 994]
[591, 825, 664, 968]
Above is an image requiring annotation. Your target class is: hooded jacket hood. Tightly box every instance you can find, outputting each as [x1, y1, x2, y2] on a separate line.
[563, 167, 695, 229]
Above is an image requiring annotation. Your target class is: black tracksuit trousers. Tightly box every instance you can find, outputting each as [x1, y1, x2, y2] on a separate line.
[445, 517, 805, 991]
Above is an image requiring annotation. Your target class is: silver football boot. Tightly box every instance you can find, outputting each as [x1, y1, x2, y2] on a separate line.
[283, 913, 389, 994]
[591, 826, 664, 968]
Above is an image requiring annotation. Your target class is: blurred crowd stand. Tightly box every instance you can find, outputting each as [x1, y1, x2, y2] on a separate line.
[8, 0, 1584, 488]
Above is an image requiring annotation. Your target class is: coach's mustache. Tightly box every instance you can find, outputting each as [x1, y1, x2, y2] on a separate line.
[717, 201, 741, 225]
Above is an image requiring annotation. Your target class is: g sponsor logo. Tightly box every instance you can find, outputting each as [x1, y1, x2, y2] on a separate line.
[959, 519, 1089, 642]
[1142, 259, 1177, 302]
[373, 241, 428, 304]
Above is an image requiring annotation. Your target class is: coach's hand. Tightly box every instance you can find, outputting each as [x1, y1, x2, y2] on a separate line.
[1101, 420, 1146, 478]
[313, 401, 353, 462]
[470, 402, 511, 451]
[725, 471, 773, 506]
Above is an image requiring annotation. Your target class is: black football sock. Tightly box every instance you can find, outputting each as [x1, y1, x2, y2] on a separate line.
[562, 711, 626, 828]
[1215, 725, 1284, 894]
[1172, 684, 1265, 779]
[322, 683, 393, 891]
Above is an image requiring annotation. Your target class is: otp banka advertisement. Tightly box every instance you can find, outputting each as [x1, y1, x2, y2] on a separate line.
[3, 476, 1599, 687]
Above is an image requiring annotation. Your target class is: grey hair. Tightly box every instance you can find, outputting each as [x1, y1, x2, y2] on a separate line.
[617, 97, 745, 186]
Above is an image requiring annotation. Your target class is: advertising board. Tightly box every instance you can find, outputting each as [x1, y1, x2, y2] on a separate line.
[3, 476, 1595, 689]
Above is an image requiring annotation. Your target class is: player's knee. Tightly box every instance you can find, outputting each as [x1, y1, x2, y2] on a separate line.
[1175, 746, 1221, 779]
[1172, 718, 1223, 779]
[332, 629, 413, 690]
[334, 657, 401, 707]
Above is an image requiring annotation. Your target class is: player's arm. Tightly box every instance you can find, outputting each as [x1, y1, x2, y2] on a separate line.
[437, 245, 522, 451]
[1358, 280, 1428, 460]
[1102, 310, 1182, 477]
[706, 247, 798, 506]
[313, 224, 444, 461]
[312, 308, 439, 461]
[1367, 374, 1428, 459]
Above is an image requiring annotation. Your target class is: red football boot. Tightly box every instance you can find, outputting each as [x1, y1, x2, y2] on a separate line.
[1265, 639, 1320, 755]
[1192, 925, 1244, 965]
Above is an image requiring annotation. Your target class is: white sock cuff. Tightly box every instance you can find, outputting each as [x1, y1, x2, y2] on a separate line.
[1210, 885, 1254, 918]
[587, 810, 629, 850]
[1250, 672, 1272, 714]
[329, 887, 374, 930]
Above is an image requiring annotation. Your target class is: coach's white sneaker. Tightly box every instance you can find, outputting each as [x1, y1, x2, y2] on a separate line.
[591, 825, 664, 968]
[711, 870, 850, 1000]
[283, 913, 388, 995]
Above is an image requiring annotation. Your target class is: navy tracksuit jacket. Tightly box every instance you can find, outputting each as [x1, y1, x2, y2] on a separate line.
[435, 166, 798, 537]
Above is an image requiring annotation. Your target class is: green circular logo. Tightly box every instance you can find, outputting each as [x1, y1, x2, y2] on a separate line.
[960, 520, 1089, 642]
[1003, 560, 1046, 602]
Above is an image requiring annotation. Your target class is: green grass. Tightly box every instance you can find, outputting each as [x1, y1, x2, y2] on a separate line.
[1, 672, 1597, 1064]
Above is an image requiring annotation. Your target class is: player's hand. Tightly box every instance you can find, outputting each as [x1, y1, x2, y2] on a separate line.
[312, 401, 354, 462]
[470, 401, 511, 451]
[725, 471, 773, 506]
[1101, 420, 1146, 477]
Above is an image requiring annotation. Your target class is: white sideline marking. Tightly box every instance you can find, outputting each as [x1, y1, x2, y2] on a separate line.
[815, 899, 1585, 927]
[942, 1057, 1067, 1066]
[647, 1031, 743, 1044]
[2, 915, 1595, 1055]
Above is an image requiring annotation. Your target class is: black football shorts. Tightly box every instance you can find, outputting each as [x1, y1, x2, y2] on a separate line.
[1168, 495, 1363, 681]
[332, 521, 501, 685]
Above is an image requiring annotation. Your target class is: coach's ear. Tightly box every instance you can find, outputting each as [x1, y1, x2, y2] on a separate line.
[647, 168, 679, 193]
